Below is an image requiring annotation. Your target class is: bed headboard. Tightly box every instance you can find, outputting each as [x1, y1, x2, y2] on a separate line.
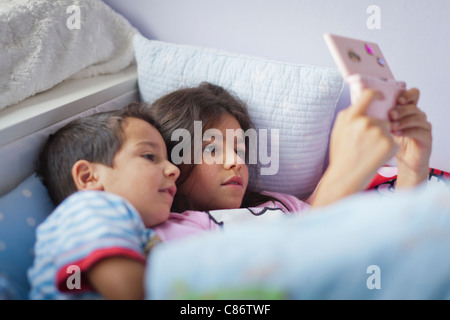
[0, 65, 138, 197]
[0, 0, 140, 197]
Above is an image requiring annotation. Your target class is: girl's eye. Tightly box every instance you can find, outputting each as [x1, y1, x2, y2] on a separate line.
[143, 154, 155, 162]
[204, 144, 216, 155]
[236, 149, 246, 159]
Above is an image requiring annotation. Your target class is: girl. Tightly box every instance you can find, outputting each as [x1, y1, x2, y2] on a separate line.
[150, 82, 431, 214]
[150, 82, 307, 215]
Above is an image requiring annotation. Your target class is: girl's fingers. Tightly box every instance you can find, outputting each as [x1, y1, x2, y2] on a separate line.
[350, 89, 384, 117]
[391, 113, 431, 134]
[389, 103, 426, 121]
[397, 88, 420, 105]
[392, 127, 432, 142]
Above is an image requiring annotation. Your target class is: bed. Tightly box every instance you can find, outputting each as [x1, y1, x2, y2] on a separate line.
[1, 0, 450, 300]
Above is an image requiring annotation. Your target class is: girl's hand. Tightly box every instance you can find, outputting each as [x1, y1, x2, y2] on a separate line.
[311, 89, 399, 207]
[389, 88, 432, 188]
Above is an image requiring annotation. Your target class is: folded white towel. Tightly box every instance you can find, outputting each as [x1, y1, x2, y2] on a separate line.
[0, 0, 138, 110]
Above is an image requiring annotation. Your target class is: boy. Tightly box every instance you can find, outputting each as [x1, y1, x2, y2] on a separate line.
[28, 102, 180, 300]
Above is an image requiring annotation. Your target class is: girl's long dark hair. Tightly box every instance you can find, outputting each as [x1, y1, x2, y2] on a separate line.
[150, 82, 289, 212]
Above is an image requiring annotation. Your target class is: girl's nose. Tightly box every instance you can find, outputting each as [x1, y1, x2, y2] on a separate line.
[223, 146, 244, 171]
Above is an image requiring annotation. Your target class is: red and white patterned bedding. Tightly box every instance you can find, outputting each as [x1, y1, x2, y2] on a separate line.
[367, 166, 450, 197]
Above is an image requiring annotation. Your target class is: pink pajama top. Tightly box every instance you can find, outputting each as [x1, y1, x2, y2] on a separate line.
[153, 191, 310, 242]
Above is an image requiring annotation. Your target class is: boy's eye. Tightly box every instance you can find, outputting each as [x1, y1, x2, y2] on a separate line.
[143, 154, 155, 161]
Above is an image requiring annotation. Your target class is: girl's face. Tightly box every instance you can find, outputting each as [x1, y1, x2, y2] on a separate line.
[176, 113, 249, 211]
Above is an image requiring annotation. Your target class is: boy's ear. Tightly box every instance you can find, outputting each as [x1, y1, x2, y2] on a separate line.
[72, 160, 104, 191]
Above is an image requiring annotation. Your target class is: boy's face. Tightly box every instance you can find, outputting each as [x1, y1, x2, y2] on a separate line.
[98, 117, 179, 227]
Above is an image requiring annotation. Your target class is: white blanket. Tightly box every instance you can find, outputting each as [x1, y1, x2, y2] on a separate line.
[147, 183, 450, 299]
[0, 0, 138, 110]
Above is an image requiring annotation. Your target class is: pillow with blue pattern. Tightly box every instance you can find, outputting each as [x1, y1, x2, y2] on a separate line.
[0, 174, 54, 299]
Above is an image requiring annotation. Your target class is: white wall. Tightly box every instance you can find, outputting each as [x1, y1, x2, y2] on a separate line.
[104, 0, 450, 172]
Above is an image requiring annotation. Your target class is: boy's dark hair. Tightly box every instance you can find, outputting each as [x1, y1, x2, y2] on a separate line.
[149, 82, 288, 211]
[36, 102, 159, 206]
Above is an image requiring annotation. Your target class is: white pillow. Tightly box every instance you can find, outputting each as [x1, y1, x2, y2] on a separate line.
[133, 34, 344, 199]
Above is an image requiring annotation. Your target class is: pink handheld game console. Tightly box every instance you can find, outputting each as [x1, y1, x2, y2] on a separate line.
[324, 33, 406, 120]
